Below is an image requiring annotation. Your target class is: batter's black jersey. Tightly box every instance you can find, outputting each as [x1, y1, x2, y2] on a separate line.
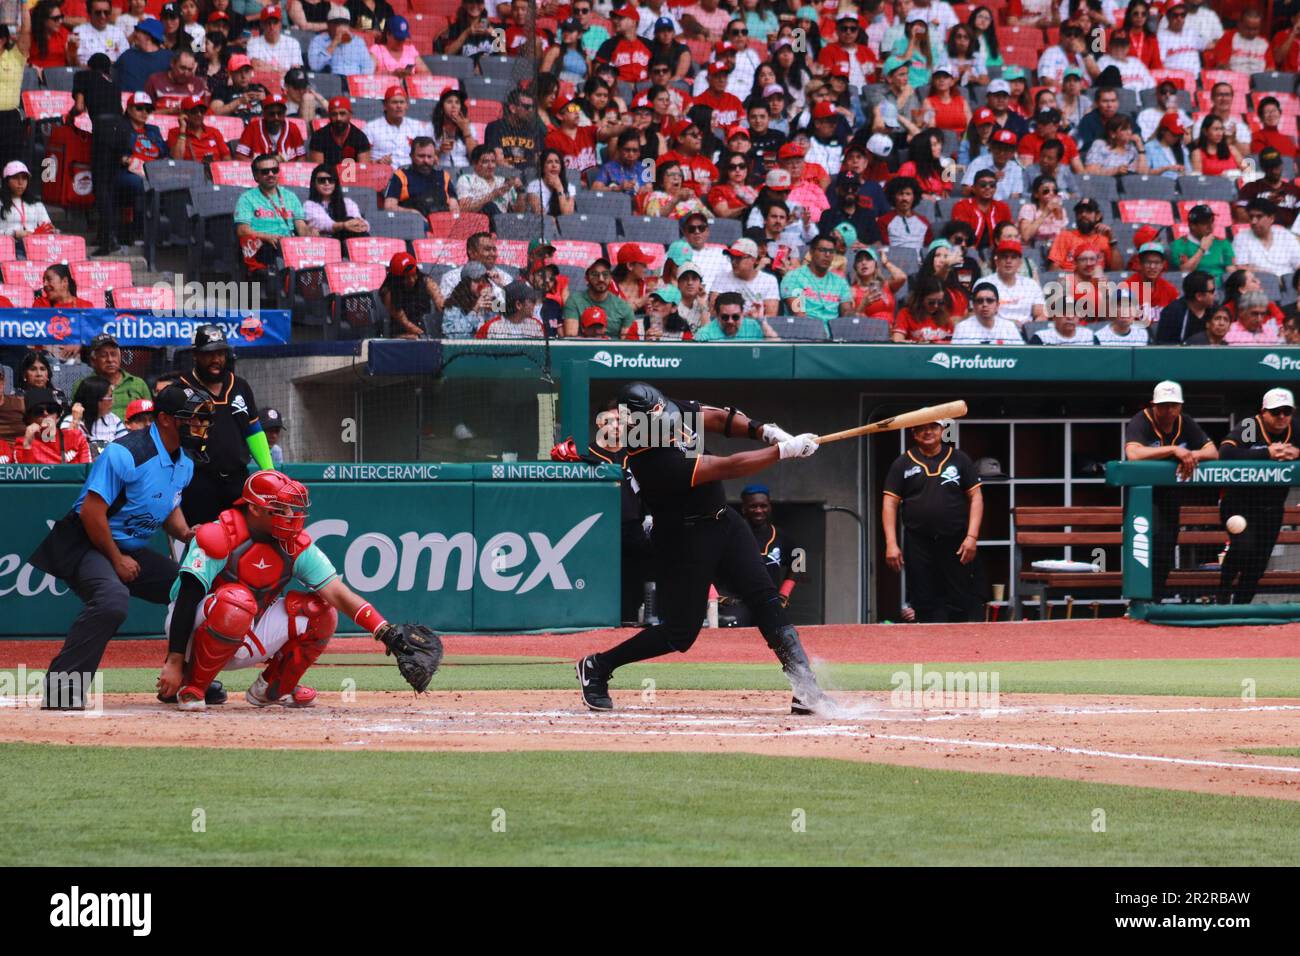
[1124, 409, 1211, 453]
[179, 369, 260, 476]
[883, 445, 981, 537]
[624, 399, 726, 522]
[753, 522, 798, 587]
[588, 443, 643, 524]
[1220, 416, 1296, 507]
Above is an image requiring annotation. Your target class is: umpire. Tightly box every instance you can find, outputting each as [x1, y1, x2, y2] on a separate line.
[576, 383, 830, 714]
[1124, 380, 1218, 598]
[29, 386, 211, 709]
[882, 419, 985, 623]
[1217, 388, 1299, 604]
[178, 324, 276, 525]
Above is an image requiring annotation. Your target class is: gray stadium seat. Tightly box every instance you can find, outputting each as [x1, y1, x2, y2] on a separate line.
[465, 76, 510, 102]
[369, 211, 428, 241]
[143, 158, 204, 269]
[769, 316, 830, 341]
[1252, 72, 1297, 94]
[350, 98, 384, 122]
[618, 215, 682, 246]
[828, 316, 891, 342]
[1119, 174, 1176, 201]
[186, 184, 243, 278]
[423, 54, 474, 78]
[558, 264, 587, 295]
[557, 213, 617, 244]
[1021, 320, 1049, 342]
[305, 72, 344, 98]
[707, 217, 743, 246]
[885, 245, 920, 275]
[575, 191, 632, 219]
[1114, 89, 1140, 114]
[479, 55, 530, 84]
[937, 196, 962, 220]
[914, 198, 939, 222]
[1077, 174, 1119, 205]
[52, 363, 91, 397]
[1138, 87, 1192, 111]
[1176, 175, 1236, 203]
[339, 185, 380, 220]
[1257, 271, 1283, 302]
[495, 213, 543, 240]
[21, 66, 39, 90]
[0, 365, 12, 394]
[43, 67, 77, 91]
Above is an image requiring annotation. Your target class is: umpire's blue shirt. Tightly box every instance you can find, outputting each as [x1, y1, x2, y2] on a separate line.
[72, 425, 194, 552]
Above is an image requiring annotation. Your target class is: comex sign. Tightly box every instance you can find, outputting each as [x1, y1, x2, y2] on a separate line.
[306, 514, 602, 594]
[590, 350, 683, 369]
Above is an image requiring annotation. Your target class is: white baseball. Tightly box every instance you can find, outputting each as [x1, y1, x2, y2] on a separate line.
[1226, 515, 1247, 535]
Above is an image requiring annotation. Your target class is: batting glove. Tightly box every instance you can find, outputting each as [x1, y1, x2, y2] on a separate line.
[778, 433, 819, 459]
[761, 423, 795, 446]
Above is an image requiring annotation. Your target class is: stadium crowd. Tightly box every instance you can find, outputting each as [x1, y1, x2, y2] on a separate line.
[0, 0, 1299, 345]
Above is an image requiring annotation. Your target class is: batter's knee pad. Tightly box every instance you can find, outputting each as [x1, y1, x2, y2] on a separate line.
[261, 591, 337, 699]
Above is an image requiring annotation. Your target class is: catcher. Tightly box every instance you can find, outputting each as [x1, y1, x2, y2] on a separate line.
[157, 470, 441, 710]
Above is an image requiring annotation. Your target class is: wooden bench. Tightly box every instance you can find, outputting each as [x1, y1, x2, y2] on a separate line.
[1012, 505, 1300, 618]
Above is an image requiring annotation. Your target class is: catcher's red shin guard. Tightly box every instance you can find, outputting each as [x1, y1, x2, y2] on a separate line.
[181, 584, 257, 702]
[260, 591, 337, 700]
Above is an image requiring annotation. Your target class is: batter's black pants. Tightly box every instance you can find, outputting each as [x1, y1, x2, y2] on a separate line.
[1219, 501, 1285, 605]
[620, 521, 654, 624]
[181, 467, 249, 526]
[44, 547, 178, 707]
[904, 530, 984, 623]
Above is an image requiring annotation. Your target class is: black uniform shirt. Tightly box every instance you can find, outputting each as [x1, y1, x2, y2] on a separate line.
[624, 399, 726, 522]
[1125, 408, 1211, 452]
[589, 443, 643, 525]
[1220, 416, 1295, 507]
[179, 368, 260, 476]
[752, 522, 798, 587]
[883, 444, 980, 537]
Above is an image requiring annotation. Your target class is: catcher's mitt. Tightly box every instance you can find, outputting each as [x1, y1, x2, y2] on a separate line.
[375, 623, 444, 693]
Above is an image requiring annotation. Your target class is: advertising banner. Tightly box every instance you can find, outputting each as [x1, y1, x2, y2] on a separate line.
[0, 309, 293, 348]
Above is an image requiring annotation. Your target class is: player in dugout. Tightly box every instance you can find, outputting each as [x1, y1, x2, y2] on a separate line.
[716, 484, 802, 626]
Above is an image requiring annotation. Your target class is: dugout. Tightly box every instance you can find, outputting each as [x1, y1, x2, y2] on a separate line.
[232, 341, 1300, 626]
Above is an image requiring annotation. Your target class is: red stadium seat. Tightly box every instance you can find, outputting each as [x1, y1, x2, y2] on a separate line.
[685, 39, 711, 67]
[71, 259, 133, 291]
[426, 211, 490, 240]
[1195, 88, 1248, 115]
[1203, 70, 1250, 97]
[427, 0, 461, 17]
[550, 240, 603, 267]
[1118, 200, 1175, 226]
[999, 45, 1042, 69]
[287, 117, 308, 141]
[413, 237, 469, 265]
[999, 25, 1046, 49]
[338, 161, 393, 193]
[24, 234, 86, 263]
[278, 162, 316, 187]
[607, 241, 666, 273]
[1151, 68, 1196, 91]
[466, 99, 502, 124]
[280, 236, 343, 268]
[0, 236, 14, 262]
[349, 74, 402, 100]
[406, 74, 461, 100]
[22, 91, 73, 121]
[210, 161, 257, 187]
[345, 236, 408, 264]
[495, 238, 528, 269]
[2, 261, 51, 290]
[207, 115, 246, 142]
[251, 71, 284, 94]
[0, 282, 34, 307]
[110, 285, 175, 310]
[325, 261, 387, 294]
[151, 113, 179, 139]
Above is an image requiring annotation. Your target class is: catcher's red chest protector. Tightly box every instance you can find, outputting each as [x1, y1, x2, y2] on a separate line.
[196, 508, 313, 615]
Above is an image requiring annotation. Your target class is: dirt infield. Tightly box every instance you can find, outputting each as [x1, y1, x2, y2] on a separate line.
[5, 690, 1299, 801]
[5, 618, 1300, 668]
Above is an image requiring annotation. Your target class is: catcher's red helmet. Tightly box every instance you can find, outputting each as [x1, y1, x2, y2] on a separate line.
[241, 470, 311, 555]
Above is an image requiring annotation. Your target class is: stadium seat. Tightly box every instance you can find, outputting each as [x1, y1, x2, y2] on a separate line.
[479, 55, 528, 84]
[1118, 199, 1175, 226]
[422, 54, 475, 78]
[495, 239, 529, 269]
[43, 67, 78, 92]
[278, 162, 316, 188]
[369, 210, 429, 241]
[1118, 174, 1176, 201]
[770, 316, 830, 341]
[110, 286, 174, 310]
[339, 185, 381, 221]
[828, 316, 890, 342]
[24, 234, 86, 264]
[558, 263, 587, 294]
[305, 72, 345, 98]
[52, 362, 91, 396]
[1076, 174, 1119, 206]
[551, 241, 603, 268]
[616, 215, 680, 247]
[185, 184, 243, 278]
[0, 364, 11, 393]
[1150, 68, 1196, 92]
[340, 162, 393, 194]
[1252, 72, 1298, 94]
[414, 238, 470, 265]
[707, 218, 743, 246]
[1175, 174, 1237, 203]
[1021, 320, 1049, 342]
[427, 211, 490, 241]
[575, 191, 632, 219]
[494, 213, 545, 241]
[350, 99, 385, 122]
[0, 235, 16, 262]
[71, 260, 133, 292]
[1176, 200, 1232, 234]
[464, 76, 510, 103]
[0, 282, 33, 307]
[346, 236, 409, 265]
[1257, 271, 1283, 303]
[1138, 87, 1192, 111]
[210, 161, 257, 187]
[349, 74, 402, 100]
[143, 158, 205, 267]
[1113, 88, 1139, 115]
[406, 74, 460, 100]
[557, 214, 617, 245]
[279, 237, 344, 327]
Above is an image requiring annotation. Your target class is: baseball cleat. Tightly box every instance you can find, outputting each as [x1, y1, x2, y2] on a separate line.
[245, 675, 317, 708]
[576, 655, 613, 710]
[158, 680, 226, 705]
[176, 686, 207, 711]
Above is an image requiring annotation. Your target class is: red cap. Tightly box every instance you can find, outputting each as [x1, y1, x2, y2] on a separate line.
[713, 40, 735, 56]
[208, 10, 229, 21]
[616, 243, 654, 265]
[812, 101, 837, 120]
[829, 59, 851, 78]
[973, 106, 995, 125]
[1133, 225, 1161, 247]
[554, 96, 579, 115]
[263, 93, 287, 107]
[180, 93, 207, 111]
[388, 252, 418, 277]
[328, 96, 352, 113]
[725, 125, 751, 140]
[580, 306, 607, 328]
[384, 85, 406, 101]
[1157, 112, 1186, 137]
[612, 4, 638, 20]
[777, 142, 806, 160]
[631, 90, 651, 109]
[125, 398, 154, 421]
[261, 4, 281, 19]
[995, 239, 1023, 255]
[992, 128, 1019, 146]
[708, 60, 731, 75]
[671, 118, 699, 139]
[226, 53, 252, 72]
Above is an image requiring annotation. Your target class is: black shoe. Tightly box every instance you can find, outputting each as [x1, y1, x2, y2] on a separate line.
[576, 656, 613, 710]
[791, 697, 813, 716]
[158, 679, 226, 705]
[790, 688, 832, 716]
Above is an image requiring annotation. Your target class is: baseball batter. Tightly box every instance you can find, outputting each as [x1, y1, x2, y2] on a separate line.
[158, 470, 442, 709]
[576, 382, 830, 715]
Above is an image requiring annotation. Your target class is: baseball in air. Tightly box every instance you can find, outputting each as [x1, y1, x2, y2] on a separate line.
[1226, 515, 1248, 535]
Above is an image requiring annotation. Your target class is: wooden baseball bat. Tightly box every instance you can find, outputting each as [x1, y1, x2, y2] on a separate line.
[815, 400, 969, 445]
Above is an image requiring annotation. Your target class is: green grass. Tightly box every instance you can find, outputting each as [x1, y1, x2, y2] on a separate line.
[16, 657, 1299, 699]
[2, 744, 1298, 866]
[1239, 748, 1300, 759]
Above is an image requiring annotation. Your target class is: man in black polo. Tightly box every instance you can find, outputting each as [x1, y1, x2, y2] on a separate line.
[382, 136, 458, 216]
[484, 86, 544, 169]
[177, 324, 276, 525]
[1155, 271, 1216, 344]
[882, 419, 985, 622]
[718, 484, 802, 626]
[306, 96, 373, 166]
[1123, 380, 1219, 599]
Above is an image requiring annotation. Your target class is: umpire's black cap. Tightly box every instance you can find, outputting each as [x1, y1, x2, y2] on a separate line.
[155, 384, 207, 418]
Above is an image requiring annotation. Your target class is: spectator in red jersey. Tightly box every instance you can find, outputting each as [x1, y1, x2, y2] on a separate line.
[849, 247, 907, 320]
[1113, 1, 1162, 70]
[503, 0, 551, 56]
[817, 13, 879, 88]
[920, 66, 971, 134]
[595, 6, 652, 83]
[15, 389, 91, 464]
[1121, 241, 1180, 327]
[1205, 7, 1273, 74]
[657, 119, 719, 198]
[951, 168, 1011, 254]
[144, 49, 207, 113]
[235, 92, 307, 162]
[544, 96, 601, 173]
[896, 129, 952, 200]
[1017, 108, 1083, 171]
[1251, 98, 1298, 161]
[693, 60, 746, 132]
[892, 276, 956, 344]
[707, 150, 758, 219]
[29, 1, 76, 68]
[1271, 4, 1300, 73]
[34, 264, 93, 308]
[168, 94, 231, 162]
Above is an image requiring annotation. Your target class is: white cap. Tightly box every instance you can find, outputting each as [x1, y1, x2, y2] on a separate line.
[2, 160, 29, 178]
[866, 133, 893, 157]
[1263, 387, 1296, 411]
[326, 4, 351, 20]
[988, 79, 1011, 95]
[1152, 380, 1184, 404]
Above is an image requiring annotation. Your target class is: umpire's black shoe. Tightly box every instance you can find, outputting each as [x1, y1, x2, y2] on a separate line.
[158, 680, 227, 705]
[577, 656, 613, 711]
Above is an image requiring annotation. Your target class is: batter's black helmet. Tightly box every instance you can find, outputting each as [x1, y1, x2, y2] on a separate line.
[617, 381, 668, 415]
[192, 324, 231, 353]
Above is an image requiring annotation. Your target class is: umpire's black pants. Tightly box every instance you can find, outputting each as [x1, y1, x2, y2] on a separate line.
[45, 547, 177, 705]
[646, 506, 787, 652]
[181, 467, 248, 526]
[904, 530, 984, 623]
[1219, 501, 1285, 605]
